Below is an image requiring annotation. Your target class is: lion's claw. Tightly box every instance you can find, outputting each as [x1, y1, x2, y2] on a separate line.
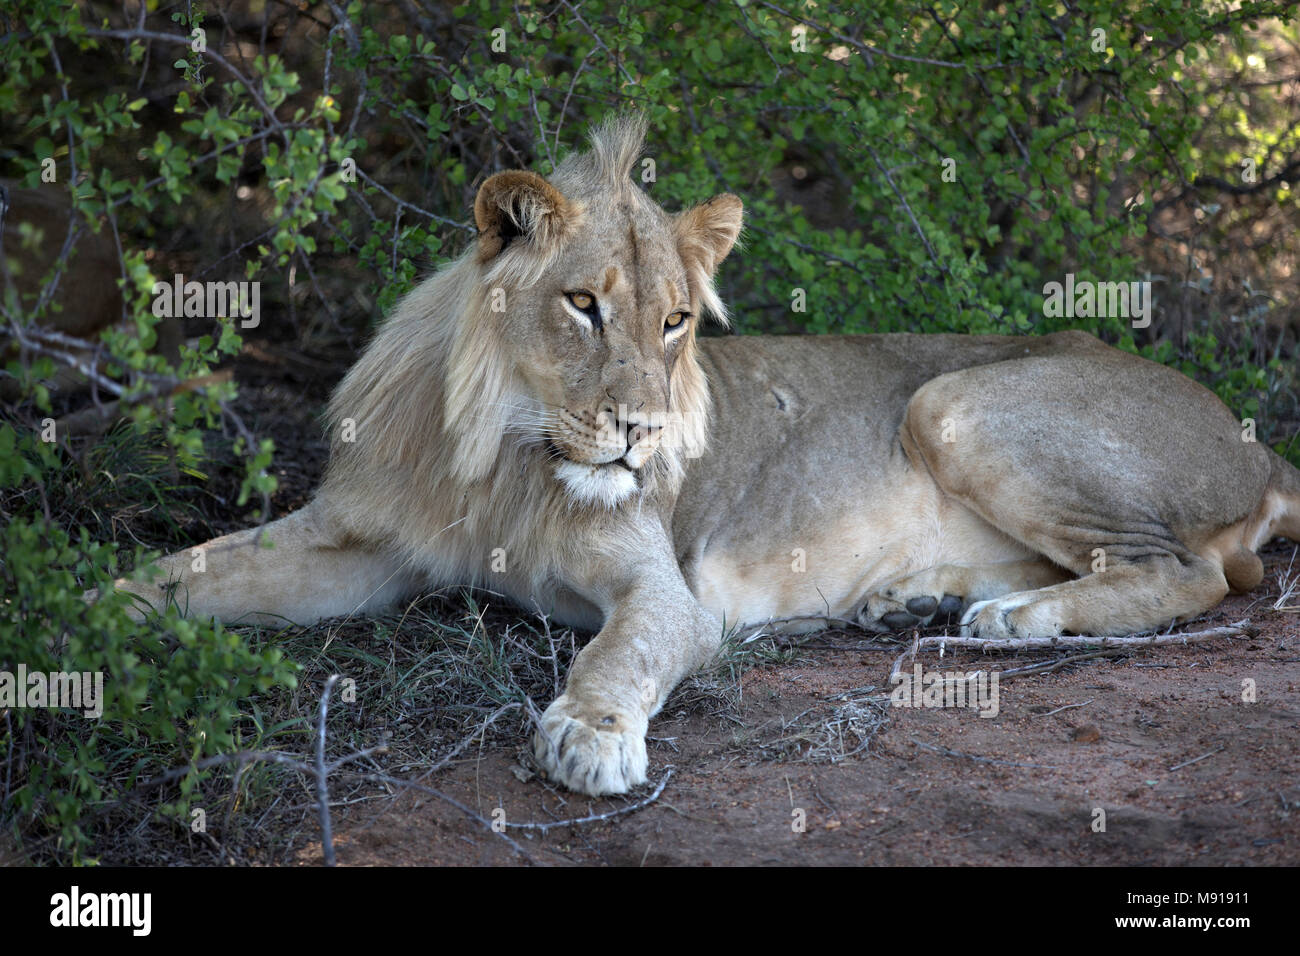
[533, 695, 648, 796]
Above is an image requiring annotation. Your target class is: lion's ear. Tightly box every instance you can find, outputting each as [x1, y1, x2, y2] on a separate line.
[474, 171, 578, 262]
[675, 194, 743, 322]
[675, 194, 743, 274]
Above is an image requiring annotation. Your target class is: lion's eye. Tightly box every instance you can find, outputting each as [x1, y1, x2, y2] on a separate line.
[563, 291, 602, 331]
[567, 291, 596, 312]
[664, 311, 690, 334]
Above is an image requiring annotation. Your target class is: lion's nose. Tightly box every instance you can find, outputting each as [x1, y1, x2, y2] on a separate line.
[596, 403, 663, 450]
[624, 420, 661, 448]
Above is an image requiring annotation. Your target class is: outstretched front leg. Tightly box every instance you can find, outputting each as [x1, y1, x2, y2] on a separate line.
[110, 500, 417, 626]
[533, 524, 723, 795]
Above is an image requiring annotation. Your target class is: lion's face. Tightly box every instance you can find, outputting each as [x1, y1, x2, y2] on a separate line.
[466, 129, 743, 508]
[509, 211, 697, 506]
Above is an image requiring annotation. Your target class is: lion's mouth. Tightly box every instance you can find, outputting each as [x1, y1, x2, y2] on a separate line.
[548, 443, 643, 508]
[547, 442, 638, 473]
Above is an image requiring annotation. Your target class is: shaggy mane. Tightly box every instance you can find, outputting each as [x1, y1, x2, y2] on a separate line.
[317, 116, 716, 596]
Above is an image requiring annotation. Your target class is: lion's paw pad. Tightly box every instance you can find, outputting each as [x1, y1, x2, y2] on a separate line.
[858, 590, 966, 633]
[532, 697, 648, 796]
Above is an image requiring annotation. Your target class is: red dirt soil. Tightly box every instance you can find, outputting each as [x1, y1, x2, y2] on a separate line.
[294, 547, 1300, 867]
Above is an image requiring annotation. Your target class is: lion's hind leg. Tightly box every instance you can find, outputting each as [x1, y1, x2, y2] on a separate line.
[896, 344, 1266, 638]
[959, 554, 1229, 639]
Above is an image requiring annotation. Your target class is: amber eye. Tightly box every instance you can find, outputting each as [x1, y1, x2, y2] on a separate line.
[567, 291, 595, 312]
[665, 311, 690, 333]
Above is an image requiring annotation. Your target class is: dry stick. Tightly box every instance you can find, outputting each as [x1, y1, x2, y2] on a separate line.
[342, 770, 534, 860]
[417, 702, 521, 781]
[888, 622, 1252, 686]
[124, 675, 385, 866]
[130, 743, 531, 863]
[316, 675, 341, 867]
[503, 769, 675, 833]
[55, 370, 236, 435]
[889, 634, 922, 686]
[995, 647, 1127, 680]
[353, 167, 472, 231]
[1169, 747, 1226, 772]
[135, 750, 315, 791]
[127, 693, 658, 864]
[910, 622, 1253, 654]
[1031, 698, 1095, 718]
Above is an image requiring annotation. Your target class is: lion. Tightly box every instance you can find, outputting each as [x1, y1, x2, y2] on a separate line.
[113, 115, 1300, 796]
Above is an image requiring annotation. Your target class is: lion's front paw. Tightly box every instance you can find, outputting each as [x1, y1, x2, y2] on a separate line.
[532, 695, 649, 796]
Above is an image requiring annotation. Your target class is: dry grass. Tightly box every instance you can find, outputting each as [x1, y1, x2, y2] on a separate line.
[1270, 546, 1300, 614]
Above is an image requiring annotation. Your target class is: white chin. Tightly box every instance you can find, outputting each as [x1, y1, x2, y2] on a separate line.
[554, 459, 637, 508]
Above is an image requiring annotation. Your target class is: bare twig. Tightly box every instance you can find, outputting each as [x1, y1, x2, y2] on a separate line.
[343, 770, 533, 860]
[418, 702, 521, 779]
[1169, 747, 1226, 772]
[316, 675, 340, 867]
[1031, 698, 1095, 718]
[905, 622, 1253, 656]
[354, 167, 473, 231]
[884, 622, 1252, 690]
[503, 769, 674, 832]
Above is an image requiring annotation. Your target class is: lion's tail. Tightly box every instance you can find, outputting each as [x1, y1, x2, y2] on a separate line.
[1267, 447, 1300, 542]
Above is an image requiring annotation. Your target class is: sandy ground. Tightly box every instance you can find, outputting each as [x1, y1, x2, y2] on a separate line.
[292, 548, 1299, 867]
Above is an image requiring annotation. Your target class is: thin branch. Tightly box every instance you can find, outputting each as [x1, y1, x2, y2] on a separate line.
[83, 27, 291, 148]
[316, 674, 340, 867]
[503, 769, 674, 832]
[758, 2, 1009, 70]
[1031, 698, 1095, 718]
[354, 167, 473, 231]
[900, 622, 1253, 657]
[1169, 746, 1226, 772]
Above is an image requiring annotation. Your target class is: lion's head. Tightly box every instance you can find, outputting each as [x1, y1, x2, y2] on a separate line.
[324, 114, 742, 554]
[447, 115, 743, 507]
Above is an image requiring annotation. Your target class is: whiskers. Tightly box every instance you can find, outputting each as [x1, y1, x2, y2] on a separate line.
[470, 397, 680, 497]
[480, 398, 554, 451]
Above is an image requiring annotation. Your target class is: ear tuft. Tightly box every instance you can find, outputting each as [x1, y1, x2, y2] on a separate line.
[474, 171, 577, 262]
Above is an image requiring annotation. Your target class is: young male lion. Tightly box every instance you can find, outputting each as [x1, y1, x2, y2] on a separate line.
[116, 116, 1300, 796]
